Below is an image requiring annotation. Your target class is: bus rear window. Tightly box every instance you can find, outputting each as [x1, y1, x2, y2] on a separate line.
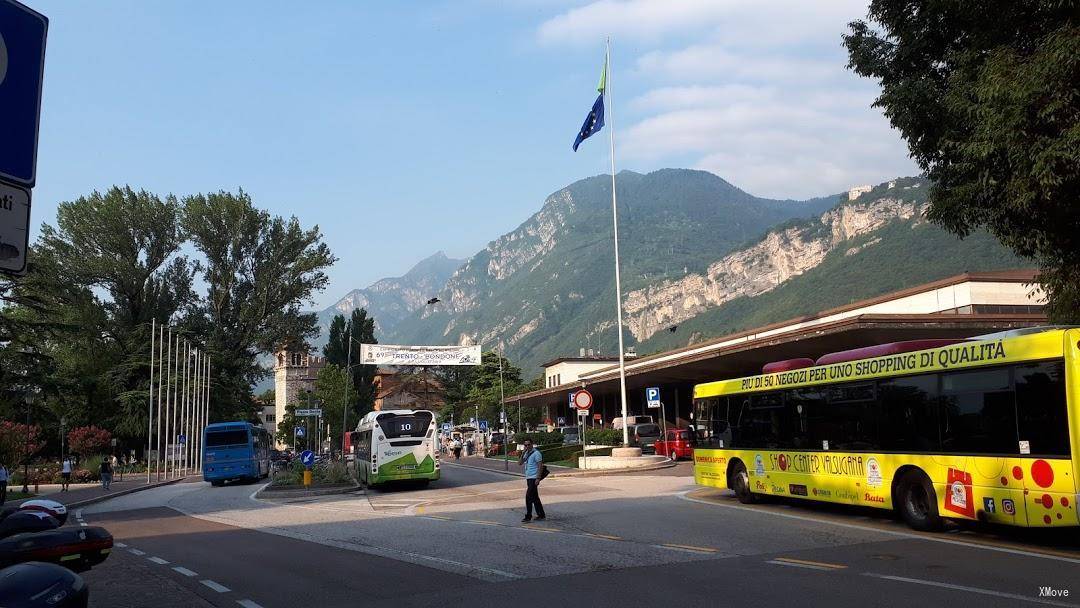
[206, 430, 249, 447]
[377, 412, 433, 438]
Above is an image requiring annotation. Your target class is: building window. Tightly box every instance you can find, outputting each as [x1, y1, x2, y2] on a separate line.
[265, 414, 276, 423]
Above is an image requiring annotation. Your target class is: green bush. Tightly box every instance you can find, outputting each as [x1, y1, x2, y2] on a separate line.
[510, 431, 563, 447]
[584, 429, 623, 446]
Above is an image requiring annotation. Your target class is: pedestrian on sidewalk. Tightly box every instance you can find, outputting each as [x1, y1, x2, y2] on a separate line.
[61, 457, 73, 491]
[518, 439, 546, 523]
[0, 463, 8, 504]
[99, 454, 113, 490]
[452, 438, 462, 460]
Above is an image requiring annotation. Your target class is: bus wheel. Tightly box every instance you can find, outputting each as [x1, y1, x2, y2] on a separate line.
[729, 461, 758, 504]
[896, 471, 942, 532]
[210, 480, 224, 487]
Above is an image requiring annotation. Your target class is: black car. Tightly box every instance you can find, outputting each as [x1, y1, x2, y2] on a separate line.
[627, 423, 662, 454]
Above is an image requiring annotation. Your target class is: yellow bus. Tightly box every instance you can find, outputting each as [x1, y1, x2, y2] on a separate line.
[692, 327, 1079, 531]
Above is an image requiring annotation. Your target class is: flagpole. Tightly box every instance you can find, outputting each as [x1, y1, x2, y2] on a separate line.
[147, 318, 155, 484]
[604, 37, 631, 448]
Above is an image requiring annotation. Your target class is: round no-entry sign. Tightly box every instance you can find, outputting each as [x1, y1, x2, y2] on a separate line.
[573, 389, 593, 410]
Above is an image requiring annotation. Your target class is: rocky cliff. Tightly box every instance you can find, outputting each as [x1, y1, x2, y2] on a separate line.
[624, 194, 922, 341]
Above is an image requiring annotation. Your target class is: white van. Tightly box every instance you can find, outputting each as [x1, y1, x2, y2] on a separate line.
[611, 415, 653, 430]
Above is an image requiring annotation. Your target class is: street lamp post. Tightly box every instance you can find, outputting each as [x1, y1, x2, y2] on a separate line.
[498, 348, 507, 471]
[22, 391, 33, 494]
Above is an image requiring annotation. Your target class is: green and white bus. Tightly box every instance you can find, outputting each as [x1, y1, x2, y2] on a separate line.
[355, 409, 440, 487]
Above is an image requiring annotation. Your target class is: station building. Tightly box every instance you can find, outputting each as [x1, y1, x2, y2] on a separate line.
[505, 270, 1045, 429]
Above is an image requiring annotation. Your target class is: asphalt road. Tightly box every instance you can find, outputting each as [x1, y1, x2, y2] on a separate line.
[77, 462, 1080, 607]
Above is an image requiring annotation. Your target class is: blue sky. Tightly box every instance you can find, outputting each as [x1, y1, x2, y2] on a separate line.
[28, 0, 915, 309]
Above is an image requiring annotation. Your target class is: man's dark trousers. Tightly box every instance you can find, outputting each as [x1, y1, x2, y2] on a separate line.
[525, 478, 545, 519]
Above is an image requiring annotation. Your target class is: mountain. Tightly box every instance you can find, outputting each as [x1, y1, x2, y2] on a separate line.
[387, 169, 842, 370]
[633, 177, 1024, 354]
[315, 251, 464, 345]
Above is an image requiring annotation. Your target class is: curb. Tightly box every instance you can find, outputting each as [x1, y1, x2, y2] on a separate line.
[256, 484, 362, 500]
[62, 476, 188, 510]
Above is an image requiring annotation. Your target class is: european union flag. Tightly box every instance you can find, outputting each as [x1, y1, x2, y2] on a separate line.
[572, 93, 605, 152]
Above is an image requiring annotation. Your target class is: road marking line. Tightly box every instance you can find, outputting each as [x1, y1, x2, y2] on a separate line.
[678, 490, 1080, 565]
[237, 600, 265, 608]
[773, 557, 846, 570]
[581, 533, 622, 541]
[79, 522, 88, 526]
[424, 515, 452, 520]
[465, 520, 501, 526]
[201, 580, 230, 593]
[128, 548, 145, 556]
[662, 543, 719, 554]
[115, 542, 127, 548]
[862, 573, 1076, 607]
[522, 525, 561, 532]
[172, 567, 198, 577]
[767, 559, 836, 571]
[656, 544, 718, 555]
[147, 557, 169, 565]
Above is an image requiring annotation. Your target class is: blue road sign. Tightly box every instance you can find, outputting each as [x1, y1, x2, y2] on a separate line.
[300, 450, 315, 467]
[294, 426, 305, 437]
[646, 387, 661, 409]
[557, 417, 566, 427]
[178, 434, 186, 445]
[0, 0, 48, 186]
[478, 420, 488, 432]
[441, 422, 451, 432]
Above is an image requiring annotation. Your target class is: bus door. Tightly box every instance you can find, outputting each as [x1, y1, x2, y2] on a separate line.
[934, 366, 1023, 524]
[1012, 360, 1075, 527]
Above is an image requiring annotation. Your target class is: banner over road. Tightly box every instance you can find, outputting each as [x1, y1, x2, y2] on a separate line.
[359, 344, 481, 366]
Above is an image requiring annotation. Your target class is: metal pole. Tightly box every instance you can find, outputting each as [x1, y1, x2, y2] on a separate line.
[604, 38, 631, 448]
[192, 349, 199, 475]
[164, 329, 172, 480]
[342, 323, 351, 456]
[156, 324, 164, 481]
[147, 319, 155, 483]
[22, 393, 31, 494]
[498, 348, 507, 471]
[180, 343, 188, 476]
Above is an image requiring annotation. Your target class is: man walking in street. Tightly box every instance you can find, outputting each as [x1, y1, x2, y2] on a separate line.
[99, 454, 113, 490]
[0, 463, 8, 505]
[61, 457, 73, 491]
[518, 439, 546, 523]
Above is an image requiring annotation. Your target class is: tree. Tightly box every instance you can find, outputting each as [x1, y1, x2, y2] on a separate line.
[844, 3, 1080, 319]
[7, 187, 193, 438]
[0, 422, 44, 466]
[183, 190, 336, 422]
[312, 364, 350, 448]
[434, 351, 543, 429]
[67, 425, 112, 457]
[322, 309, 377, 419]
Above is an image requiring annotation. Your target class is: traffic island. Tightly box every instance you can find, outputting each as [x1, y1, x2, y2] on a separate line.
[576, 449, 670, 471]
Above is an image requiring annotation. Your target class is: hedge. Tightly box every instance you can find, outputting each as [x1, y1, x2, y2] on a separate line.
[509, 431, 563, 447]
[584, 429, 623, 446]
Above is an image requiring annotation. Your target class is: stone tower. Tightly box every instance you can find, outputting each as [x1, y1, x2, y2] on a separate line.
[273, 348, 326, 447]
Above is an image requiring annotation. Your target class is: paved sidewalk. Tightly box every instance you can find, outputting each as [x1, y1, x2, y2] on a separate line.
[6, 476, 187, 509]
[445, 455, 527, 476]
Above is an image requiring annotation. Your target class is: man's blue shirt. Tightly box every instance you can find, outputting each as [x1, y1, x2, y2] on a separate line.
[523, 448, 543, 479]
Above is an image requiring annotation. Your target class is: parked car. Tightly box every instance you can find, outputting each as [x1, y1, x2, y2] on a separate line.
[627, 423, 662, 454]
[654, 428, 694, 460]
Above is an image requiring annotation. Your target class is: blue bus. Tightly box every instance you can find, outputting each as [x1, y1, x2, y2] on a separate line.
[202, 422, 271, 486]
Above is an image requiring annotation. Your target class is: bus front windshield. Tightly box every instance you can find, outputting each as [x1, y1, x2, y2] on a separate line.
[377, 412, 434, 439]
